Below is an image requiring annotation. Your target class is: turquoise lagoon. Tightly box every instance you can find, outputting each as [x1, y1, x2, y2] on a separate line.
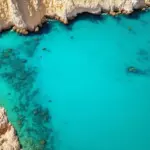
[0, 11, 150, 150]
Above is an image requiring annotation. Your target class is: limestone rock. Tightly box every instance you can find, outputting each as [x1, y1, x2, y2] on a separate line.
[34, 26, 39, 32]
[132, 0, 146, 9]
[0, 0, 148, 32]
[145, 0, 150, 6]
[0, 107, 20, 150]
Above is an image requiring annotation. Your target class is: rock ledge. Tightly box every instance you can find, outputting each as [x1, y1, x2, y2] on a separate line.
[0, 107, 20, 150]
[0, 0, 149, 34]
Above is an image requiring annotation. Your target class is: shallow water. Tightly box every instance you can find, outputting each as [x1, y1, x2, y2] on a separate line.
[0, 11, 150, 150]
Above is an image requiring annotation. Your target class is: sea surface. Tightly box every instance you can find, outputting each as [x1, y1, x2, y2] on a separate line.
[0, 11, 150, 150]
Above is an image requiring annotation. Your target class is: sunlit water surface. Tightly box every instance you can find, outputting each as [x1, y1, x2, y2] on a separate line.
[0, 11, 150, 150]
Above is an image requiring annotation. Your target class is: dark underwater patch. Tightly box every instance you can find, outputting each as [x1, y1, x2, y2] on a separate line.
[126, 66, 148, 76]
[36, 22, 52, 35]
[124, 10, 142, 20]
[18, 37, 40, 57]
[113, 15, 122, 23]
[124, 9, 149, 20]
[136, 48, 150, 63]
[66, 13, 106, 29]
[0, 48, 54, 150]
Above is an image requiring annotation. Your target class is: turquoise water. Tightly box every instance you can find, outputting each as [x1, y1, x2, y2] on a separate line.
[0, 11, 150, 150]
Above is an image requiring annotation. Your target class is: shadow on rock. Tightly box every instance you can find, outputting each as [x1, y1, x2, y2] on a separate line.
[124, 10, 147, 20]
[66, 13, 106, 29]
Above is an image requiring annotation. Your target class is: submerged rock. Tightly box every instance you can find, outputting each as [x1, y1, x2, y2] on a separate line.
[127, 66, 137, 73]
[128, 26, 132, 31]
[0, 107, 20, 150]
[0, 48, 53, 149]
[127, 66, 147, 75]
[40, 139, 46, 145]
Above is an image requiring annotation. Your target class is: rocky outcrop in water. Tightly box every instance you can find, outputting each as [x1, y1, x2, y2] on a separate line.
[0, 107, 20, 150]
[0, 0, 148, 33]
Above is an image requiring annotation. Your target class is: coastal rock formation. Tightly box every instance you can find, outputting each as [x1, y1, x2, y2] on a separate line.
[0, 107, 20, 150]
[0, 0, 148, 33]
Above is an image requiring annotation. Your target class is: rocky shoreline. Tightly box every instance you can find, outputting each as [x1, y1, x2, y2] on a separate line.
[0, 0, 150, 34]
[0, 107, 20, 150]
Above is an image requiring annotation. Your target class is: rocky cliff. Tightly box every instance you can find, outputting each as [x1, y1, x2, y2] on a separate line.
[0, 107, 20, 150]
[0, 0, 149, 33]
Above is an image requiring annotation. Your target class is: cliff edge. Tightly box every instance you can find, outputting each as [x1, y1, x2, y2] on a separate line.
[0, 0, 149, 33]
[0, 107, 20, 150]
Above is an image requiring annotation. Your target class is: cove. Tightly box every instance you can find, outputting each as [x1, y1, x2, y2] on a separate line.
[0, 11, 150, 150]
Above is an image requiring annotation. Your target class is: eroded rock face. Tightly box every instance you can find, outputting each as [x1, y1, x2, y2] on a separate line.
[0, 0, 147, 32]
[0, 107, 20, 150]
[132, 0, 145, 9]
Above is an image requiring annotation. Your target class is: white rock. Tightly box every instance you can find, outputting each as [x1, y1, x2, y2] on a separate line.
[0, 107, 20, 150]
